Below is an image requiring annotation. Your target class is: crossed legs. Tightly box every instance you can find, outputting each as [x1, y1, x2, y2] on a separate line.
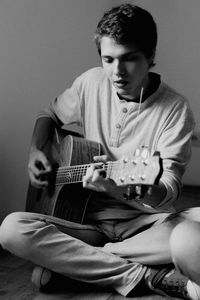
[0, 212, 145, 296]
[1, 207, 200, 295]
[103, 207, 200, 286]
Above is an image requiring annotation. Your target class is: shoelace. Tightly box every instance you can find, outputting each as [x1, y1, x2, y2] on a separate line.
[159, 276, 188, 298]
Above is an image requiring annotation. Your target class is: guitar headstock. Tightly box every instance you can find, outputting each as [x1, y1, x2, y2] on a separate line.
[107, 148, 161, 187]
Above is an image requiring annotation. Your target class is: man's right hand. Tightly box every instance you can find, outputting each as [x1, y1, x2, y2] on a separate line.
[28, 147, 52, 189]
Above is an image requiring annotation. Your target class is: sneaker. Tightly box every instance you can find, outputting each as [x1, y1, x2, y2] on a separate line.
[145, 266, 200, 300]
[31, 266, 102, 294]
[31, 265, 52, 289]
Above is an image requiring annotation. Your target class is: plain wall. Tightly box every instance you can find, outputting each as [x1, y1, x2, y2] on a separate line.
[0, 0, 114, 222]
[0, 1, 199, 222]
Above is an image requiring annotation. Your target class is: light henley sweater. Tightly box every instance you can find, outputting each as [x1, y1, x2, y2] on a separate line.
[39, 67, 195, 219]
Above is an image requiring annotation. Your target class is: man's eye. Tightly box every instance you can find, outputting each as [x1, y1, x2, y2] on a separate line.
[102, 57, 113, 63]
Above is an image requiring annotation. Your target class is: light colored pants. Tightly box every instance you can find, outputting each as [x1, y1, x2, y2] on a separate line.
[1, 208, 200, 296]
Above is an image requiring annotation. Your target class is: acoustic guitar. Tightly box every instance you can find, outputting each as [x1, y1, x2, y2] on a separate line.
[26, 129, 161, 224]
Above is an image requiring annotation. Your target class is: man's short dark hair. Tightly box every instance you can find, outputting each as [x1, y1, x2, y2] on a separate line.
[94, 4, 157, 67]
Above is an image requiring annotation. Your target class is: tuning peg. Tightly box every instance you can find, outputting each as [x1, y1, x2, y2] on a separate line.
[131, 159, 137, 165]
[147, 186, 152, 195]
[122, 157, 128, 163]
[136, 185, 142, 196]
[129, 175, 135, 181]
[127, 186, 131, 197]
[139, 174, 146, 181]
[119, 177, 125, 183]
[142, 159, 149, 166]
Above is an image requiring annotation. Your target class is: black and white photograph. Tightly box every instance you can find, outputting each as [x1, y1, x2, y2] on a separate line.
[0, 1, 200, 299]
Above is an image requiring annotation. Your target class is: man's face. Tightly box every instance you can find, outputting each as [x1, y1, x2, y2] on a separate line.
[100, 36, 152, 100]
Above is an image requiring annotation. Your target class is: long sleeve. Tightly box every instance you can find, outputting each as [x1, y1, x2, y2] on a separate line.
[155, 94, 195, 208]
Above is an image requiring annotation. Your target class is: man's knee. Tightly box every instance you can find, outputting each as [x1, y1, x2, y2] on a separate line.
[170, 220, 200, 283]
[0, 212, 29, 255]
[170, 221, 200, 257]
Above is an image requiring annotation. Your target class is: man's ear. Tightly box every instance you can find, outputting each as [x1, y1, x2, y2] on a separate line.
[149, 48, 156, 67]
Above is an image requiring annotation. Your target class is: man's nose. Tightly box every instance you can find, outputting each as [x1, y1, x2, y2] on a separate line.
[113, 60, 125, 76]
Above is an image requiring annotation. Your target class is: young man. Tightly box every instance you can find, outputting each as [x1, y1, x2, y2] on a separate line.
[0, 4, 200, 299]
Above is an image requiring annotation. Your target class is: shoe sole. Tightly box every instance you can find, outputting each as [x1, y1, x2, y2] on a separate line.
[31, 266, 52, 288]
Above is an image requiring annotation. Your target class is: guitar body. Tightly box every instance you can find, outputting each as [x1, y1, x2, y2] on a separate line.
[26, 131, 101, 224]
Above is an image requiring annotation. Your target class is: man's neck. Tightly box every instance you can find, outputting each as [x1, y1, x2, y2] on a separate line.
[118, 72, 160, 103]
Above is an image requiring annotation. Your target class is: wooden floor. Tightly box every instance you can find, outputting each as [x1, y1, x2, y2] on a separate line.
[0, 185, 199, 300]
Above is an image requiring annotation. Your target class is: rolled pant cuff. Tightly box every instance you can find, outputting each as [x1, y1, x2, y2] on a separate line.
[116, 265, 147, 297]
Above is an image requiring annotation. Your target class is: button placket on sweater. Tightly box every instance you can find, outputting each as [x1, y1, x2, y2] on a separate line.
[109, 106, 129, 147]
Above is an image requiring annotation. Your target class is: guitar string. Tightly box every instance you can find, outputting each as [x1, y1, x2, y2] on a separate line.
[56, 161, 119, 174]
[55, 162, 137, 185]
[55, 162, 137, 178]
[56, 159, 139, 175]
[55, 162, 120, 184]
[55, 163, 123, 179]
[56, 161, 141, 174]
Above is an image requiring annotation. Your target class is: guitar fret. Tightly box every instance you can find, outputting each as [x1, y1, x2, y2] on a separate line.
[55, 164, 89, 186]
[55, 163, 110, 186]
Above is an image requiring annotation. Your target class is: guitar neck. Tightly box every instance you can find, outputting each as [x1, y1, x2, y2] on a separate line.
[55, 154, 160, 187]
[55, 163, 109, 185]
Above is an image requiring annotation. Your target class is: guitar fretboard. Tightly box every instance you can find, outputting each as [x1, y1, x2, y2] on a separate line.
[55, 163, 110, 185]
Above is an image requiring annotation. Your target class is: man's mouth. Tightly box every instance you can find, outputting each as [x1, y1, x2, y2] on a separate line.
[113, 80, 128, 88]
